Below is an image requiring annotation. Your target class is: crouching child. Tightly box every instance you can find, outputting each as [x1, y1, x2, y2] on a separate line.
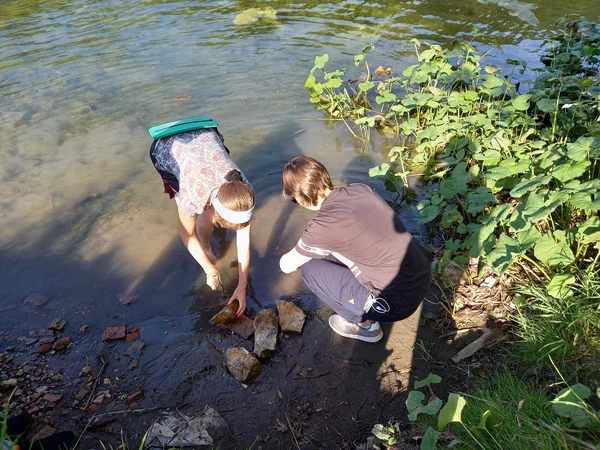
[279, 156, 432, 343]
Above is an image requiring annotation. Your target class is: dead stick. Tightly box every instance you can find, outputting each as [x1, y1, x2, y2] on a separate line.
[83, 357, 106, 410]
[452, 329, 503, 364]
[440, 326, 488, 339]
[285, 412, 301, 450]
[291, 370, 337, 380]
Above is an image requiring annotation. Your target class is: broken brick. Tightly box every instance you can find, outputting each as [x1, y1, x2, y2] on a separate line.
[43, 393, 62, 403]
[53, 337, 71, 351]
[127, 391, 143, 404]
[126, 328, 140, 341]
[102, 326, 126, 342]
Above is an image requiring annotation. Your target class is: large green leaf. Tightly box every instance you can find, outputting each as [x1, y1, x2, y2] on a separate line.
[467, 188, 497, 215]
[536, 98, 558, 113]
[566, 136, 596, 162]
[552, 160, 591, 182]
[512, 94, 532, 111]
[415, 373, 442, 389]
[438, 393, 466, 431]
[421, 427, 440, 450]
[517, 225, 542, 251]
[510, 175, 551, 198]
[358, 81, 375, 92]
[534, 233, 574, 267]
[551, 384, 593, 428]
[322, 78, 342, 89]
[369, 163, 391, 178]
[578, 217, 600, 244]
[419, 205, 440, 223]
[407, 391, 443, 421]
[407, 391, 426, 413]
[487, 234, 523, 273]
[547, 274, 576, 298]
[314, 54, 329, 69]
[569, 193, 600, 211]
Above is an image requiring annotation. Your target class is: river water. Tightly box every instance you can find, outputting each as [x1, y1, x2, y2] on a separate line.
[1, 0, 599, 333]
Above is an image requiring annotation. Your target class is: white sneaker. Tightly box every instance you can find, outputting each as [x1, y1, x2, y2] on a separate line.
[328, 315, 383, 343]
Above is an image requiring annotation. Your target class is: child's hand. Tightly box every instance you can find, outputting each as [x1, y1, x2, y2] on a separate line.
[228, 286, 247, 317]
[205, 267, 222, 291]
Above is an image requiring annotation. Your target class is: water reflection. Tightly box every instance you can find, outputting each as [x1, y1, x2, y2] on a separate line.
[0, 0, 598, 320]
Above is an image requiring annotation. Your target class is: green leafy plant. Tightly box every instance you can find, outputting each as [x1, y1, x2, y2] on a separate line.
[371, 422, 402, 446]
[305, 20, 600, 278]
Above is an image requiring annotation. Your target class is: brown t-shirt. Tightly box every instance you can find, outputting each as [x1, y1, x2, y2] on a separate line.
[296, 184, 432, 302]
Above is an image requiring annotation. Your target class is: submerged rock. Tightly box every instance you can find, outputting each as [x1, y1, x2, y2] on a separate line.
[254, 309, 278, 358]
[24, 293, 48, 307]
[48, 318, 67, 332]
[226, 347, 261, 384]
[210, 300, 239, 325]
[219, 316, 254, 340]
[276, 301, 306, 334]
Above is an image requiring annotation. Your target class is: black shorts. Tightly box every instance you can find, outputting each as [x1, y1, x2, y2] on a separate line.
[300, 259, 427, 323]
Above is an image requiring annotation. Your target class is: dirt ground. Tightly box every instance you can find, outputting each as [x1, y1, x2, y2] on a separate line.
[0, 269, 512, 450]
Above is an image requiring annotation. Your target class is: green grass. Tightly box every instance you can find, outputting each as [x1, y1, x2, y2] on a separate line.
[511, 267, 600, 373]
[447, 370, 598, 450]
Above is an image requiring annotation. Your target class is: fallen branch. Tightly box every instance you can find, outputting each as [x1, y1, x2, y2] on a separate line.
[83, 357, 106, 410]
[285, 412, 301, 450]
[291, 370, 338, 380]
[440, 326, 488, 339]
[452, 328, 503, 364]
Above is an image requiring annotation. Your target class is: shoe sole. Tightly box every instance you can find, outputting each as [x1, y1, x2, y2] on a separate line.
[330, 325, 383, 343]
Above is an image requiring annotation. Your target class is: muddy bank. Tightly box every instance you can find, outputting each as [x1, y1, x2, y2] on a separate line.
[1, 266, 513, 450]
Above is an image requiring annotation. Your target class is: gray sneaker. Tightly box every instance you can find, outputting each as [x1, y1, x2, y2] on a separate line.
[328, 315, 383, 343]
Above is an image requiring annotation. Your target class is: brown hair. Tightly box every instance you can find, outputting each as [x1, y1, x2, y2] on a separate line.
[282, 156, 333, 207]
[213, 170, 255, 230]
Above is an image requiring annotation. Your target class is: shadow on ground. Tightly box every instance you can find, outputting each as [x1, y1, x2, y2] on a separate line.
[0, 120, 510, 450]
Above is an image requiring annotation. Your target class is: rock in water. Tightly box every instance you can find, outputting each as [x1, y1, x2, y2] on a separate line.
[210, 300, 239, 325]
[276, 301, 306, 333]
[219, 316, 255, 340]
[253, 309, 278, 358]
[226, 347, 261, 384]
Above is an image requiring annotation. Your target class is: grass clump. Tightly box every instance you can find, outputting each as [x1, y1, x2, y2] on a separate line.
[450, 370, 599, 450]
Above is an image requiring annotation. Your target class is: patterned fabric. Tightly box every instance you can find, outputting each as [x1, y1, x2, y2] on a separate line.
[152, 129, 246, 216]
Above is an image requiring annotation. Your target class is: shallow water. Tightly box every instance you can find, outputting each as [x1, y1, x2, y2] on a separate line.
[1, 0, 599, 331]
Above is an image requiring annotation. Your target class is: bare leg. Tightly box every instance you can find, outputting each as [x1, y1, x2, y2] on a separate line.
[196, 208, 216, 262]
[359, 320, 373, 327]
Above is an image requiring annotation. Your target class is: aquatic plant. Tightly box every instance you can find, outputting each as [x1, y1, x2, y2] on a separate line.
[305, 19, 600, 279]
[233, 8, 277, 26]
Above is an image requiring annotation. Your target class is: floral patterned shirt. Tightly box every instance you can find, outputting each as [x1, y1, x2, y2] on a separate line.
[152, 129, 246, 216]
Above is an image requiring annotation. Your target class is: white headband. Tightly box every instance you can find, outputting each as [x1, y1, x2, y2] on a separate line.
[213, 192, 254, 224]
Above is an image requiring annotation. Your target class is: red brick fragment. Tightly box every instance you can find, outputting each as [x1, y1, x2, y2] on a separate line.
[43, 393, 62, 403]
[102, 326, 126, 342]
[126, 328, 140, 341]
[53, 337, 71, 351]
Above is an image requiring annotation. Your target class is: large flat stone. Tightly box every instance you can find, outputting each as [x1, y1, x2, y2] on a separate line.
[253, 309, 278, 358]
[276, 301, 306, 334]
[226, 347, 261, 384]
[219, 316, 254, 339]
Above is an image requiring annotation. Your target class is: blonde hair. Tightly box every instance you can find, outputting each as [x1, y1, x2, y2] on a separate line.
[282, 157, 333, 207]
[213, 170, 254, 230]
